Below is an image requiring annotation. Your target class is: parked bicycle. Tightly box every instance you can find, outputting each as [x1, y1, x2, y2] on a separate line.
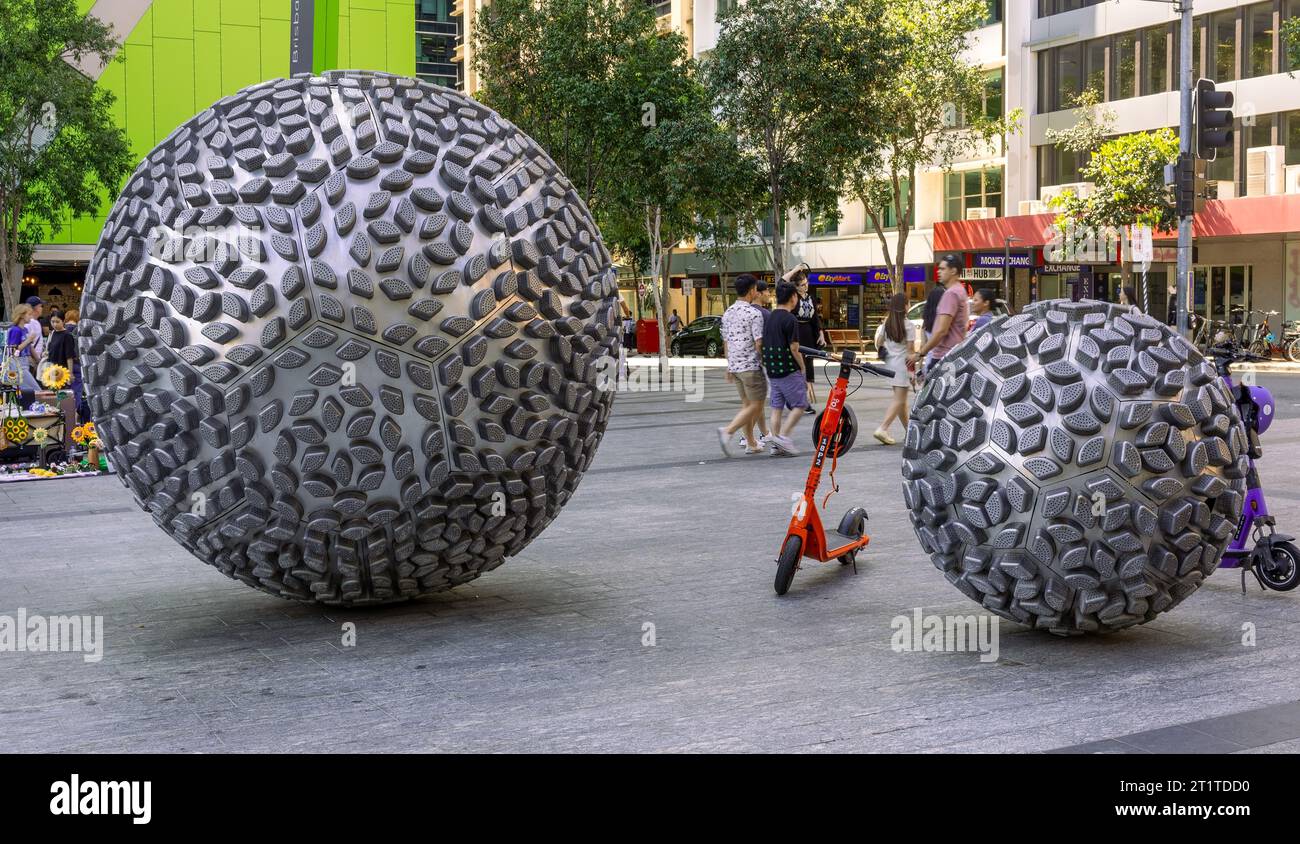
[1283, 319, 1300, 362]
[1230, 307, 1278, 359]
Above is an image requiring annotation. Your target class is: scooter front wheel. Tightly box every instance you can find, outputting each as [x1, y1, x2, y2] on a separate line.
[774, 535, 802, 596]
[1259, 541, 1300, 591]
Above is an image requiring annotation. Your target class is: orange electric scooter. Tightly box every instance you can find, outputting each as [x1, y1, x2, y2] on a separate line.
[773, 346, 895, 595]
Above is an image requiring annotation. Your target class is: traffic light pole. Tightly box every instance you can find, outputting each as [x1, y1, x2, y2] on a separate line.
[1176, 0, 1193, 337]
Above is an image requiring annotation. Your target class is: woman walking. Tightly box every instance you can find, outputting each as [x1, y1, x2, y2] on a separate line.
[872, 293, 917, 445]
[1118, 285, 1141, 312]
[788, 265, 825, 411]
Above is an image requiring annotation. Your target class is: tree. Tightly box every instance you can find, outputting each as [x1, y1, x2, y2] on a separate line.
[841, 0, 1020, 294]
[608, 29, 764, 362]
[0, 0, 132, 314]
[471, 0, 655, 232]
[1049, 127, 1179, 306]
[704, 0, 878, 279]
[476, 0, 765, 360]
[1044, 88, 1115, 162]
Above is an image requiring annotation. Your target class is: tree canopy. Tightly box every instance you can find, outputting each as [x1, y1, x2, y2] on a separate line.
[0, 0, 132, 313]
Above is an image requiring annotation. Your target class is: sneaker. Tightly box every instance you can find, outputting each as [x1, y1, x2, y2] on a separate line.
[716, 426, 734, 457]
[873, 428, 896, 446]
[743, 445, 765, 455]
[772, 435, 799, 456]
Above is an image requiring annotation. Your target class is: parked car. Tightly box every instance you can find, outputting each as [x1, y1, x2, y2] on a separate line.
[904, 295, 1008, 337]
[669, 316, 724, 357]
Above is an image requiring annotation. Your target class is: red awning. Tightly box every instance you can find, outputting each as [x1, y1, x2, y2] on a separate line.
[935, 194, 1300, 252]
[934, 214, 1058, 252]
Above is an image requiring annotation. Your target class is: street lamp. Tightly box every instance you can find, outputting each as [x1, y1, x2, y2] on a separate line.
[1002, 234, 1021, 307]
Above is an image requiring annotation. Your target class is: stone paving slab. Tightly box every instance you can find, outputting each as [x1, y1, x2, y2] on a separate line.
[2, 370, 1300, 752]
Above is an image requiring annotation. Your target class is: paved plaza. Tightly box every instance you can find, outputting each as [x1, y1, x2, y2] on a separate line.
[4, 365, 1300, 753]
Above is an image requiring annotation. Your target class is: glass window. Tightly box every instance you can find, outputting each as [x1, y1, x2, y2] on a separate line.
[1056, 43, 1082, 111]
[874, 180, 913, 229]
[810, 206, 839, 237]
[945, 168, 1004, 221]
[1212, 11, 1237, 82]
[1038, 50, 1052, 113]
[1248, 112, 1274, 151]
[1288, 1, 1300, 72]
[1084, 40, 1106, 97]
[984, 68, 1004, 120]
[1208, 141, 1235, 185]
[985, 0, 1003, 25]
[1245, 2, 1274, 78]
[1142, 26, 1169, 95]
[1111, 33, 1136, 100]
[1284, 110, 1300, 165]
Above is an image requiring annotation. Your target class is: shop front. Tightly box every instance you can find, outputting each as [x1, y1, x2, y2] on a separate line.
[806, 266, 930, 346]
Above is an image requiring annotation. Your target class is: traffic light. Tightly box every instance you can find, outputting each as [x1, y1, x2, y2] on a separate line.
[1195, 78, 1234, 161]
[1172, 153, 1209, 217]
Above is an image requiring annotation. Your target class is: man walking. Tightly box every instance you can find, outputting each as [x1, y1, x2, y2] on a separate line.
[762, 282, 809, 456]
[910, 253, 969, 375]
[717, 274, 768, 457]
[667, 309, 683, 334]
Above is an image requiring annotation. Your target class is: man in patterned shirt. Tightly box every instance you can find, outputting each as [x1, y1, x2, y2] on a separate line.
[717, 274, 768, 456]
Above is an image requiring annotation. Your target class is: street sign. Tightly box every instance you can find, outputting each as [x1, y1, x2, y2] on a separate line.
[1129, 224, 1153, 263]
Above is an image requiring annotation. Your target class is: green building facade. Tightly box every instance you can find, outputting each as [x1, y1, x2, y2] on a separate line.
[29, 0, 416, 305]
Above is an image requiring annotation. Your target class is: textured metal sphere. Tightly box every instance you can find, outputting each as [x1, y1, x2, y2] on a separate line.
[79, 71, 619, 604]
[901, 299, 1248, 634]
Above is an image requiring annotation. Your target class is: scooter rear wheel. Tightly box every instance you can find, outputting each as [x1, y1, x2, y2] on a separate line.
[1259, 541, 1300, 591]
[774, 535, 802, 596]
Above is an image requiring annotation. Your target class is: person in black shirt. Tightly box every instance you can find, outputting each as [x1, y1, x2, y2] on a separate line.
[761, 283, 808, 456]
[46, 316, 75, 368]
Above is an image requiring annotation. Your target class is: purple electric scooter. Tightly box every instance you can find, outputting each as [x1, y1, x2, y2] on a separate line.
[1207, 343, 1300, 592]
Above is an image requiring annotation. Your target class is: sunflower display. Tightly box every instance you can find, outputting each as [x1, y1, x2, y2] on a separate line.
[40, 364, 71, 390]
[2, 416, 30, 444]
[31, 426, 48, 445]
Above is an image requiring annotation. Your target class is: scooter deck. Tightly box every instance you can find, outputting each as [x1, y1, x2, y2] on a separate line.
[812, 531, 871, 562]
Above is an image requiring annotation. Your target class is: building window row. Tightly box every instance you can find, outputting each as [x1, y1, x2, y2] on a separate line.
[1038, 109, 1300, 195]
[1037, 1, 1300, 114]
[1037, 0, 1106, 16]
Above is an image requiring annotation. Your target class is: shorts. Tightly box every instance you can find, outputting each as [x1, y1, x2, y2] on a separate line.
[733, 369, 767, 402]
[768, 371, 810, 410]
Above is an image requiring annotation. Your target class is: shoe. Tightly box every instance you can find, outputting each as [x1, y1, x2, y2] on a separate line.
[772, 435, 799, 456]
[804, 406, 817, 415]
[716, 426, 734, 457]
[744, 445, 765, 455]
[738, 435, 748, 448]
[873, 428, 896, 446]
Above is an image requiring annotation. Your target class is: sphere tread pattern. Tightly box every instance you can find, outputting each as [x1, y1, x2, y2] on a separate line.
[901, 300, 1247, 634]
[81, 71, 620, 605]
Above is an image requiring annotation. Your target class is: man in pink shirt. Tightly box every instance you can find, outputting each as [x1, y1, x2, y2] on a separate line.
[910, 253, 969, 371]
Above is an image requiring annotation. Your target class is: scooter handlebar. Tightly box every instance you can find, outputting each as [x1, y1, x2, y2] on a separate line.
[798, 346, 895, 378]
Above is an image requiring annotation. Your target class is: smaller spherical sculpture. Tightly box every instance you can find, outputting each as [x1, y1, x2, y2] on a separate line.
[78, 71, 620, 604]
[901, 299, 1248, 634]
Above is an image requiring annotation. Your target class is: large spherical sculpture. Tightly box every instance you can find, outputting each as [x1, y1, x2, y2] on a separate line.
[79, 71, 620, 604]
[901, 299, 1248, 634]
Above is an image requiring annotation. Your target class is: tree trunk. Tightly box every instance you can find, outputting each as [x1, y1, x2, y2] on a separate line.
[661, 244, 677, 370]
[2, 258, 22, 318]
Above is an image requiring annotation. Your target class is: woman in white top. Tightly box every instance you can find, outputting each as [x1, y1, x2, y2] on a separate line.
[872, 292, 918, 445]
